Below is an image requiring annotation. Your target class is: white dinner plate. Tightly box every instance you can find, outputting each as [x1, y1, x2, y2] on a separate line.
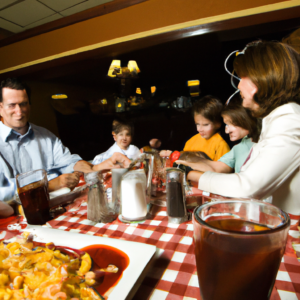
[19, 226, 156, 300]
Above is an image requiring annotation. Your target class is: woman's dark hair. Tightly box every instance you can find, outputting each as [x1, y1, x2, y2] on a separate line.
[233, 41, 300, 118]
[192, 95, 223, 124]
[221, 102, 261, 142]
[112, 118, 134, 136]
[0, 78, 31, 104]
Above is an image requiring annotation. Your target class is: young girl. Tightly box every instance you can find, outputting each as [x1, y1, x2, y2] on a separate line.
[161, 96, 230, 161]
[92, 119, 140, 165]
[176, 102, 260, 173]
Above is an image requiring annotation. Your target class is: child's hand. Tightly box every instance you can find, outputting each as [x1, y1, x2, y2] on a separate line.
[93, 153, 131, 172]
[160, 150, 172, 157]
[110, 152, 131, 168]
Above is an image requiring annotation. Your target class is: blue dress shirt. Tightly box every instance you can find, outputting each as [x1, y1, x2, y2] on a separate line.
[0, 121, 82, 201]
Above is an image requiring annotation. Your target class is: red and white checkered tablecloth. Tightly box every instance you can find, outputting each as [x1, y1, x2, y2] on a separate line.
[0, 195, 299, 300]
[40, 196, 300, 300]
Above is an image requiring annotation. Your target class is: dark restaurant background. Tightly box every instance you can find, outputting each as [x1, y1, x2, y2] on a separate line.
[0, 0, 300, 161]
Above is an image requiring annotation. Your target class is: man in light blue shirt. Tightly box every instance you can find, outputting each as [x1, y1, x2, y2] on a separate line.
[0, 78, 130, 201]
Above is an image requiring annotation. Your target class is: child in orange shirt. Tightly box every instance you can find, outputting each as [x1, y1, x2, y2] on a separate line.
[183, 95, 230, 160]
[161, 96, 230, 161]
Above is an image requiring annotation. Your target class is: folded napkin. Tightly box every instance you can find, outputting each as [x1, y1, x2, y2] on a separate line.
[49, 187, 71, 199]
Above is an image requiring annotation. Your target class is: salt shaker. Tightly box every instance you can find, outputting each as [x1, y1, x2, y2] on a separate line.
[84, 171, 117, 223]
[166, 168, 188, 224]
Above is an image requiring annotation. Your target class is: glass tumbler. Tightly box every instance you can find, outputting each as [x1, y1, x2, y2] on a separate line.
[85, 171, 117, 223]
[16, 169, 52, 225]
[193, 200, 290, 300]
[112, 168, 128, 214]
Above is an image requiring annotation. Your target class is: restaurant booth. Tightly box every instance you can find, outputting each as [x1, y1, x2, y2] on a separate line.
[1, 0, 300, 299]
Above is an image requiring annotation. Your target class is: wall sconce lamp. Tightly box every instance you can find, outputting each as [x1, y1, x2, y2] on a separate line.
[107, 60, 121, 77]
[187, 80, 200, 97]
[128, 60, 140, 75]
[107, 60, 140, 78]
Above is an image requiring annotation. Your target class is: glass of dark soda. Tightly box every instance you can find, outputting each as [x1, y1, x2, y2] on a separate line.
[193, 200, 290, 300]
[16, 169, 52, 225]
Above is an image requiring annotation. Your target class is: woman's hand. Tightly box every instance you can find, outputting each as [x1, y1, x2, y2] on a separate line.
[175, 160, 197, 168]
[178, 159, 233, 174]
[175, 159, 218, 173]
[187, 171, 204, 183]
[175, 159, 209, 172]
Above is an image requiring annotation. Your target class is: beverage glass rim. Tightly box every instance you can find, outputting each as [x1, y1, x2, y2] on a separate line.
[112, 168, 129, 172]
[166, 167, 184, 173]
[16, 169, 47, 187]
[16, 168, 46, 179]
[193, 200, 290, 235]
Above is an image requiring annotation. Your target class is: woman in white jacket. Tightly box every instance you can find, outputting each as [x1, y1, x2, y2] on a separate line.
[187, 41, 300, 215]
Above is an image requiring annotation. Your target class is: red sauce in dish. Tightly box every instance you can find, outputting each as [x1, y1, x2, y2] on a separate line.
[81, 244, 130, 295]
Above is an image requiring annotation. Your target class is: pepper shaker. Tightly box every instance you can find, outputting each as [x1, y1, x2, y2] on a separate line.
[166, 168, 188, 224]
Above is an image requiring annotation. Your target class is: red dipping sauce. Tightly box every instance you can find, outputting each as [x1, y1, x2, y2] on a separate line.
[81, 244, 130, 296]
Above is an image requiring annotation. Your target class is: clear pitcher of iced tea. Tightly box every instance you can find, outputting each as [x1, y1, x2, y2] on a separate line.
[193, 200, 290, 300]
[16, 169, 52, 225]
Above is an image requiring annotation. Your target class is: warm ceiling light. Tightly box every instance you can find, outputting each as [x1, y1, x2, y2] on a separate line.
[127, 60, 140, 75]
[151, 86, 156, 96]
[51, 94, 68, 99]
[187, 80, 200, 97]
[107, 60, 121, 77]
[136, 88, 142, 94]
[188, 80, 200, 86]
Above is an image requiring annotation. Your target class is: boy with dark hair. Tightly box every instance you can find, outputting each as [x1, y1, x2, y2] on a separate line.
[183, 95, 230, 161]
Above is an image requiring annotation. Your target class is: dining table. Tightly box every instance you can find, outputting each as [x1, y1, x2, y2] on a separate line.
[1, 191, 300, 300]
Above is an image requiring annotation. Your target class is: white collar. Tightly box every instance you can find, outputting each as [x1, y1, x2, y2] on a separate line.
[0, 121, 32, 142]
